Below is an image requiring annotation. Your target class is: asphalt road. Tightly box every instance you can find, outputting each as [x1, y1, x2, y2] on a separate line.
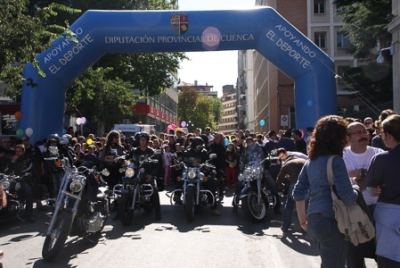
[0, 186, 377, 268]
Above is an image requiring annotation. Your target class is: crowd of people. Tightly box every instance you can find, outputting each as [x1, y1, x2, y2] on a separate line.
[0, 108, 399, 267]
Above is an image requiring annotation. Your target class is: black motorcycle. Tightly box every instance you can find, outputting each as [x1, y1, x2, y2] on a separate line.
[42, 146, 111, 261]
[170, 154, 217, 222]
[233, 158, 277, 222]
[0, 173, 31, 221]
[113, 152, 160, 226]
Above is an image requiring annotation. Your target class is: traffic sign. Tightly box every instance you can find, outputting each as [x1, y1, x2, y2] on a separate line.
[281, 115, 289, 127]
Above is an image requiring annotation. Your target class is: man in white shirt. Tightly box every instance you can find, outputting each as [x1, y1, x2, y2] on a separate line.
[343, 121, 383, 268]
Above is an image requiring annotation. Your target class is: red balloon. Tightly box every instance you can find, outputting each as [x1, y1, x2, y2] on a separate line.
[14, 111, 22, 121]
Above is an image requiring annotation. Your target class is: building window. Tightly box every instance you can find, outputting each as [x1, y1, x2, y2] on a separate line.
[314, 0, 325, 14]
[337, 32, 350, 48]
[314, 32, 326, 48]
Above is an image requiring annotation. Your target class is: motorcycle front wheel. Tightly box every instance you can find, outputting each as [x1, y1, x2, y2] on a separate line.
[118, 195, 134, 226]
[42, 210, 73, 261]
[185, 187, 195, 222]
[242, 192, 267, 223]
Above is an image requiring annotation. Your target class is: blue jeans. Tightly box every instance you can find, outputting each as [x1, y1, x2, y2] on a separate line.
[307, 213, 348, 268]
[51, 171, 65, 197]
[282, 183, 295, 230]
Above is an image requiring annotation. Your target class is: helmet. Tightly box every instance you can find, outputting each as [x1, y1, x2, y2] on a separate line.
[191, 136, 204, 151]
[62, 134, 72, 141]
[59, 134, 72, 145]
[134, 132, 141, 142]
[47, 134, 60, 143]
[137, 132, 149, 142]
[59, 137, 69, 145]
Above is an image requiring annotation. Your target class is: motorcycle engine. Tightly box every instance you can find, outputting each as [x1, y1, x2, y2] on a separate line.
[82, 211, 106, 233]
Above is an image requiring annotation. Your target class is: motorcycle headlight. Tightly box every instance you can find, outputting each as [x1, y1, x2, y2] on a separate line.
[70, 179, 83, 192]
[243, 168, 251, 177]
[238, 174, 244, 181]
[70, 180, 83, 192]
[0, 179, 10, 190]
[14, 182, 21, 192]
[188, 170, 196, 179]
[125, 167, 135, 178]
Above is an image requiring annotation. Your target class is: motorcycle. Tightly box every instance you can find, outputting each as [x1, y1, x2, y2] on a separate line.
[42, 146, 111, 261]
[170, 154, 217, 222]
[0, 173, 31, 221]
[113, 152, 160, 226]
[233, 157, 277, 222]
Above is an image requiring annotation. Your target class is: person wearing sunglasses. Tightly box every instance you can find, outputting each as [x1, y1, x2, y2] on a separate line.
[343, 121, 384, 267]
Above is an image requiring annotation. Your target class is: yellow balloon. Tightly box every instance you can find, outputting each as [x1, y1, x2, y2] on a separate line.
[86, 138, 93, 145]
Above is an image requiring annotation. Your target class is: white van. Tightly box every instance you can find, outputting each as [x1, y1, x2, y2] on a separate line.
[112, 124, 156, 137]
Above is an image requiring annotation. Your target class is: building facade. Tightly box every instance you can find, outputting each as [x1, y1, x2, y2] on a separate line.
[241, 0, 362, 133]
[218, 85, 238, 134]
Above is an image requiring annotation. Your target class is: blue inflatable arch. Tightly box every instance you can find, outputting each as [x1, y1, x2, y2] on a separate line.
[21, 7, 336, 142]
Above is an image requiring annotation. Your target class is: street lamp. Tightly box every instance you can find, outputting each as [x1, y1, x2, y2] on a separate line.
[377, 45, 395, 64]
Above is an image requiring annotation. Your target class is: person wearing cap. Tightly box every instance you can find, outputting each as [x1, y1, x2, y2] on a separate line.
[363, 117, 374, 130]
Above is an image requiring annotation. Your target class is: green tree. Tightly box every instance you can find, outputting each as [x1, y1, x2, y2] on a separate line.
[0, 0, 80, 96]
[210, 97, 223, 128]
[341, 62, 392, 105]
[178, 89, 222, 131]
[59, 0, 186, 134]
[178, 88, 198, 124]
[334, 0, 392, 58]
[334, 0, 393, 107]
[66, 66, 136, 134]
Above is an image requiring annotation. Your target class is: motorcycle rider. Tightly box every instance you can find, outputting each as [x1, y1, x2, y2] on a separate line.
[128, 132, 162, 220]
[233, 136, 281, 214]
[100, 130, 125, 189]
[174, 136, 221, 216]
[5, 144, 35, 222]
[208, 133, 227, 201]
[43, 134, 62, 199]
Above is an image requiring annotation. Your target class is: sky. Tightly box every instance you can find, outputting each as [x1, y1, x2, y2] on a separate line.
[177, 0, 256, 97]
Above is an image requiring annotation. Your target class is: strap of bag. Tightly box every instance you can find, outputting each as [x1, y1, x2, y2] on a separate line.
[327, 155, 339, 201]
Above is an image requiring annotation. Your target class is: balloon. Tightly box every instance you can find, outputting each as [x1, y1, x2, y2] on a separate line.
[76, 118, 82, 125]
[181, 121, 187, 127]
[14, 111, 22, 121]
[25, 128, 33, 137]
[224, 138, 229, 146]
[81, 117, 86, 125]
[86, 138, 93, 145]
[259, 119, 265, 127]
[16, 129, 24, 138]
